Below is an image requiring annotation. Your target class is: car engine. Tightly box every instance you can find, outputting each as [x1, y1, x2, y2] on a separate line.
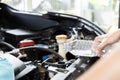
[0, 3, 105, 80]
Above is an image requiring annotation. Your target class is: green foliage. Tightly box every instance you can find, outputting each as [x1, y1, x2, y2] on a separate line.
[89, 0, 117, 10]
[1, 0, 11, 3]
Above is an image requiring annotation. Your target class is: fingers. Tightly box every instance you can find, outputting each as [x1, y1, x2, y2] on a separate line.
[92, 35, 105, 55]
[96, 39, 109, 55]
[93, 34, 112, 56]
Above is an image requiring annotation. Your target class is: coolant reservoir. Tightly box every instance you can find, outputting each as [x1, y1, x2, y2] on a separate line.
[56, 34, 68, 59]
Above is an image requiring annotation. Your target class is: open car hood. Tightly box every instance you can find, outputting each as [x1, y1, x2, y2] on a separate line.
[0, 3, 105, 35]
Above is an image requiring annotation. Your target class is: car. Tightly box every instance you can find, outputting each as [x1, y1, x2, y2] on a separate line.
[0, 3, 105, 80]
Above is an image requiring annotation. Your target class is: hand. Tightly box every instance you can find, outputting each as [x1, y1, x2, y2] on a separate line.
[92, 29, 120, 56]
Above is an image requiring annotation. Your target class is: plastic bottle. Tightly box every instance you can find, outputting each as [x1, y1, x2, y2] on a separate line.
[0, 51, 15, 80]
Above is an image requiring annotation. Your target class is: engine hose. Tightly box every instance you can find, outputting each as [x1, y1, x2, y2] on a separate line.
[19, 46, 64, 60]
[0, 41, 16, 50]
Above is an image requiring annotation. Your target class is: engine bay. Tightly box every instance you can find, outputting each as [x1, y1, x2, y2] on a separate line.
[0, 3, 105, 80]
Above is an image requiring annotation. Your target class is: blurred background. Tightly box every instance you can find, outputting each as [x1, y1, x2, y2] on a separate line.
[1, 0, 119, 33]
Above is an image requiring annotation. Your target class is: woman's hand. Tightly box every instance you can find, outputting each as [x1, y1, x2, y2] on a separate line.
[92, 29, 120, 56]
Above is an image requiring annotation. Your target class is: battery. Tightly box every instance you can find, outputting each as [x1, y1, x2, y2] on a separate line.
[4, 29, 39, 46]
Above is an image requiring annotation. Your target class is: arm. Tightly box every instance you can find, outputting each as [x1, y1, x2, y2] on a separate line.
[76, 47, 120, 80]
